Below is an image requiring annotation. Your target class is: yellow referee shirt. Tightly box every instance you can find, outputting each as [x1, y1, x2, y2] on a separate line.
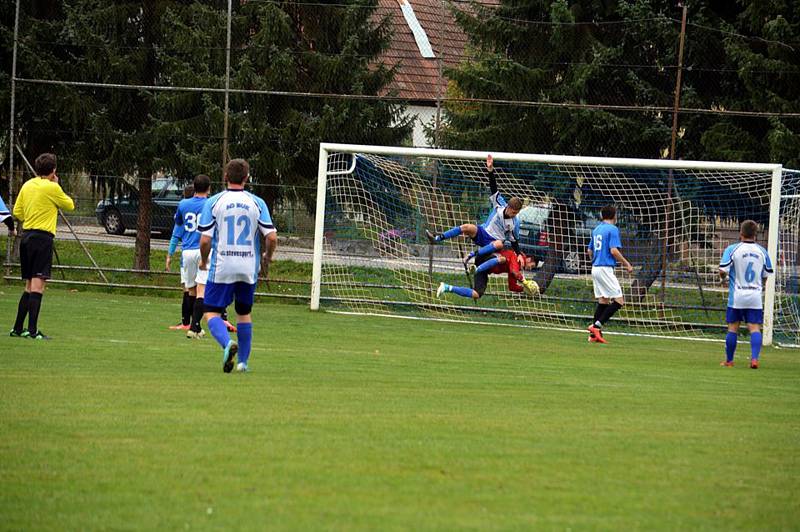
[12, 177, 75, 235]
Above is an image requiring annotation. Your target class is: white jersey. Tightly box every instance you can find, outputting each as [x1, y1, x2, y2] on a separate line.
[719, 241, 773, 309]
[198, 189, 276, 284]
[481, 192, 520, 242]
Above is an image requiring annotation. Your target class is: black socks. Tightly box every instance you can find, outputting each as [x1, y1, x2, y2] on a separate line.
[181, 292, 192, 326]
[27, 292, 43, 335]
[593, 303, 609, 324]
[191, 297, 204, 333]
[598, 301, 623, 326]
[13, 292, 30, 332]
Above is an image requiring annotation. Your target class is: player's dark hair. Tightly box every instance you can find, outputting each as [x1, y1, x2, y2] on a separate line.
[225, 159, 249, 185]
[508, 197, 523, 211]
[183, 184, 194, 198]
[34, 153, 57, 176]
[741, 219, 758, 239]
[601, 205, 616, 221]
[193, 174, 211, 193]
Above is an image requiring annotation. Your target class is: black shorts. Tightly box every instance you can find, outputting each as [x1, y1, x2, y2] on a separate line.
[473, 253, 491, 297]
[20, 230, 54, 280]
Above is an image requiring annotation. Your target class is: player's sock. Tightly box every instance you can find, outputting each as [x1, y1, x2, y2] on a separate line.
[593, 303, 609, 324]
[186, 295, 196, 325]
[750, 331, 762, 361]
[207, 316, 231, 349]
[475, 257, 501, 273]
[13, 292, 30, 332]
[474, 242, 498, 259]
[181, 292, 192, 326]
[191, 297, 204, 332]
[449, 285, 474, 298]
[598, 301, 623, 325]
[438, 227, 462, 241]
[221, 309, 229, 322]
[26, 292, 43, 336]
[725, 331, 737, 363]
[237, 322, 253, 366]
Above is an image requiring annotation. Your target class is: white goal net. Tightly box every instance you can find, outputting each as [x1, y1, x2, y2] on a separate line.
[311, 144, 799, 346]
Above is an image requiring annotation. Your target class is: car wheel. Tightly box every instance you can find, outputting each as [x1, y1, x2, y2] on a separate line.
[103, 209, 125, 235]
[562, 250, 583, 274]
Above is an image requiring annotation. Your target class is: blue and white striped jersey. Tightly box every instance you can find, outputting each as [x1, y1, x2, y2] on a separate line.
[481, 192, 520, 242]
[198, 190, 276, 284]
[171, 196, 207, 251]
[719, 242, 773, 309]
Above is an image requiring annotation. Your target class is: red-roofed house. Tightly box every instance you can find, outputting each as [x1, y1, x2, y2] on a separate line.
[375, 0, 498, 146]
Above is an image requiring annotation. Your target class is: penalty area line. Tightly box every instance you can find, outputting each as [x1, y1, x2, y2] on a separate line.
[325, 311, 724, 344]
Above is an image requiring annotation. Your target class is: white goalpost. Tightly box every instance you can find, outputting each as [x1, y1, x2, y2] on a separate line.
[312, 143, 798, 346]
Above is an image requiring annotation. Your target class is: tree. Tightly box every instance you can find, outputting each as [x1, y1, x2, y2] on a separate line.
[3, 0, 411, 270]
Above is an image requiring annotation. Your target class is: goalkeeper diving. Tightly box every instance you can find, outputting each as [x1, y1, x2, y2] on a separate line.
[426, 154, 525, 265]
[437, 249, 540, 300]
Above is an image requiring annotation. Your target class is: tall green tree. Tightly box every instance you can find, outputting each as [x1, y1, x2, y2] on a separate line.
[4, 0, 410, 270]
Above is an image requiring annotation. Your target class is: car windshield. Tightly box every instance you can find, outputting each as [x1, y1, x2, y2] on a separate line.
[151, 177, 182, 198]
[518, 205, 549, 225]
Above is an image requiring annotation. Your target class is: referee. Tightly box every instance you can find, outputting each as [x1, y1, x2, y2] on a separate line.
[10, 153, 75, 340]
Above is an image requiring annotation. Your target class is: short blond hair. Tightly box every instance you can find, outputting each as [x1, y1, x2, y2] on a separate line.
[508, 197, 523, 210]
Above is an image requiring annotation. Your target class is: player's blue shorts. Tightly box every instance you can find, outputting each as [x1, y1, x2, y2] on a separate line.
[473, 226, 496, 247]
[726, 307, 763, 324]
[205, 280, 257, 309]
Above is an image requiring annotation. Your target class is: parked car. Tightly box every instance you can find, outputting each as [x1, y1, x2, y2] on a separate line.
[96, 177, 184, 235]
[517, 203, 601, 274]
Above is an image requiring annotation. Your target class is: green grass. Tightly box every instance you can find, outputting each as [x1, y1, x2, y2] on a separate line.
[1, 287, 799, 530]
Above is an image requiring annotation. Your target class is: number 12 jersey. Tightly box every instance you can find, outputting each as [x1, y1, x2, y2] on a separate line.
[198, 189, 276, 284]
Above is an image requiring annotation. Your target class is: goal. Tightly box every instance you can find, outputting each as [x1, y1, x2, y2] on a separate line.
[311, 143, 799, 346]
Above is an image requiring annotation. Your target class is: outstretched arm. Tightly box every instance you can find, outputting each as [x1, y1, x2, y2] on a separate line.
[487, 154, 497, 194]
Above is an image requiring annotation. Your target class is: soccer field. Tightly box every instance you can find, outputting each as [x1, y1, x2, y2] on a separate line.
[1, 288, 799, 530]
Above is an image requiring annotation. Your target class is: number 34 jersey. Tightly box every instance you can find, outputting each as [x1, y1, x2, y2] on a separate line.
[198, 189, 276, 284]
[719, 242, 773, 309]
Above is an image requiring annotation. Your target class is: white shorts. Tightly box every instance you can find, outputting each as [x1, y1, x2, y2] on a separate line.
[181, 249, 208, 288]
[592, 266, 623, 299]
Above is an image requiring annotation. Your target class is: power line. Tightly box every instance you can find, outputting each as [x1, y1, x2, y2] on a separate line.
[16, 77, 800, 118]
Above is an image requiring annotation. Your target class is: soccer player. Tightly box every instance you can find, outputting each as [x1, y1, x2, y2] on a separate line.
[426, 154, 523, 257]
[0, 193, 15, 235]
[718, 220, 774, 369]
[198, 158, 277, 373]
[167, 184, 195, 331]
[166, 175, 211, 339]
[10, 153, 75, 339]
[586, 205, 633, 344]
[436, 249, 540, 300]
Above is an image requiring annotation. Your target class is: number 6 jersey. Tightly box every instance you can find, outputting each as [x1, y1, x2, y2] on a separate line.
[719, 241, 773, 309]
[198, 189, 276, 284]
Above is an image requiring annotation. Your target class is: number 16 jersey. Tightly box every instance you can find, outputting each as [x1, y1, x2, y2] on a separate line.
[198, 189, 276, 284]
[719, 241, 773, 309]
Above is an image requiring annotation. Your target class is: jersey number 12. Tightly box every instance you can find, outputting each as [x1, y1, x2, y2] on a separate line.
[224, 215, 253, 246]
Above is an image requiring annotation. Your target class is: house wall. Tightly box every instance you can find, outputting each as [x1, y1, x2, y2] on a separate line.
[405, 105, 438, 147]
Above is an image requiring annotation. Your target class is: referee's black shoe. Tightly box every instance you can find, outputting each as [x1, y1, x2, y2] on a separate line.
[9, 329, 26, 338]
[23, 330, 51, 340]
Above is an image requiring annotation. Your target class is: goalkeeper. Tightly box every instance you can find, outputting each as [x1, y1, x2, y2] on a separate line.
[426, 154, 523, 258]
[436, 249, 540, 300]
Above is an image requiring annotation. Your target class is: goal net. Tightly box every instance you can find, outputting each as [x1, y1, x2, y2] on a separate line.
[311, 144, 798, 345]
